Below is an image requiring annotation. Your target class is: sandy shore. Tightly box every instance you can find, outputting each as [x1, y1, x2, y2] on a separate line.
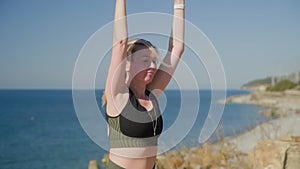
[228, 114, 300, 153]
[224, 90, 300, 153]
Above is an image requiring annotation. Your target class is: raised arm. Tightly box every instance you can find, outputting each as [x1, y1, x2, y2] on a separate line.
[148, 0, 185, 95]
[169, 0, 185, 56]
[105, 0, 128, 112]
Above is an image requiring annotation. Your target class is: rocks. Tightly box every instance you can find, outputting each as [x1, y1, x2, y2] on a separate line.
[156, 141, 250, 169]
[251, 138, 300, 169]
[286, 144, 300, 169]
[221, 89, 300, 134]
[252, 140, 289, 168]
[88, 160, 99, 169]
[154, 137, 300, 169]
[284, 90, 300, 96]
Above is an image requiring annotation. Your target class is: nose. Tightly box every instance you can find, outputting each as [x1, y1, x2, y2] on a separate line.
[150, 61, 157, 69]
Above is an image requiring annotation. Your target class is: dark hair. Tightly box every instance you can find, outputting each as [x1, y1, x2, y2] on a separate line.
[126, 39, 159, 61]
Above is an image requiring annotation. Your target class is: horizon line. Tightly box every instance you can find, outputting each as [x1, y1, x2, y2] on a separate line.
[0, 87, 242, 91]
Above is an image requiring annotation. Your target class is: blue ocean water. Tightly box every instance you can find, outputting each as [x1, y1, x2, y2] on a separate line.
[0, 90, 270, 169]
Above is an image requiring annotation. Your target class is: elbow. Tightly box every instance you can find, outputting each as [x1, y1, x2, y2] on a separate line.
[119, 38, 128, 45]
[114, 38, 128, 50]
[173, 44, 184, 57]
[179, 44, 185, 55]
[115, 38, 128, 46]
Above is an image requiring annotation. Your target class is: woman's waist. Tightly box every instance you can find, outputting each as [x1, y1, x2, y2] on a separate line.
[109, 146, 158, 158]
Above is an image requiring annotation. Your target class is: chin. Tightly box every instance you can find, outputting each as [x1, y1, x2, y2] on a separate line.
[145, 75, 155, 82]
[144, 78, 153, 84]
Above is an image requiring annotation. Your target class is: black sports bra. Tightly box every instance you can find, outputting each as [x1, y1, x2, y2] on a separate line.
[106, 88, 163, 148]
[119, 88, 163, 137]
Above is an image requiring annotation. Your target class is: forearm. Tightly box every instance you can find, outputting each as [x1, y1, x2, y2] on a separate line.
[113, 0, 128, 44]
[170, 0, 185, 55]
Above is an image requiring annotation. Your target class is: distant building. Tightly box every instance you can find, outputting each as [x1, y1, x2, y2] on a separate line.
[271, 70, 300, 86]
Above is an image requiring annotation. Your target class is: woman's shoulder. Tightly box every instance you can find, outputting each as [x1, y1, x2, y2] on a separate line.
[106, 89, 130, 117]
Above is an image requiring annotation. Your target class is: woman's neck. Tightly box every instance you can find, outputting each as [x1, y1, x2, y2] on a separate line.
[129, 83, 147, 99]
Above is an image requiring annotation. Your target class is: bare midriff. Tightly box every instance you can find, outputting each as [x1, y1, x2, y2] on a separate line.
[109, 146, 157, 169]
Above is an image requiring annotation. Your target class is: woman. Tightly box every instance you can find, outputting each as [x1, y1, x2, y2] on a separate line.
[103, 0, 185, 168]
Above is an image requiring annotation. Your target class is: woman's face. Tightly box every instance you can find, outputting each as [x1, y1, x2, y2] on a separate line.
[127, 45, 157, 84]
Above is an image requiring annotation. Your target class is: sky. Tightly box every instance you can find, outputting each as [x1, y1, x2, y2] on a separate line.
[0, 0, 300, 89]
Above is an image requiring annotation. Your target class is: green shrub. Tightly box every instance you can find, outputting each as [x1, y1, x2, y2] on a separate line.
[266, 80, 297, 92]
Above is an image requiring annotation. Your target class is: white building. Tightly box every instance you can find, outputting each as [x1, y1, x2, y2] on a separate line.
[271, 70, 300, 85]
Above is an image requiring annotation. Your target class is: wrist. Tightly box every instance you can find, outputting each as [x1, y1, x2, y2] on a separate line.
[174, 0, 184, 10]
[174, 0, 184, 5]
[174, 4, 184, 10]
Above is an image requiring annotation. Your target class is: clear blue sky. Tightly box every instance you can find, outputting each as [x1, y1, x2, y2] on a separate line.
[1, 0, 299, 89]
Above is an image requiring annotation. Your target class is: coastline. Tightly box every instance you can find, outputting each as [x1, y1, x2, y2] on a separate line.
[154, 89, 300, 168]
[227, 114, 300, 153]
[221, 90, 300, 152]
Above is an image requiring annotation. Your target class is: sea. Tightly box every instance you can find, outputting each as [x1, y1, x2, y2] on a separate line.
[0, 89, 271, 169]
